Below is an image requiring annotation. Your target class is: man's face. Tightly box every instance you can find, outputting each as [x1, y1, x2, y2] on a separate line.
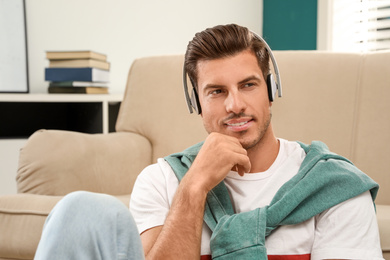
[196, 49, 272, 150]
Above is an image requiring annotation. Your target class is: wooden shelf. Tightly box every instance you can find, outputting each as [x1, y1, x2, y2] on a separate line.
[0, 93, 123, 138]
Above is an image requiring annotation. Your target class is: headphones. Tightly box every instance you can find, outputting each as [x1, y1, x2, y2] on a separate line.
[183, 31, 282, 114]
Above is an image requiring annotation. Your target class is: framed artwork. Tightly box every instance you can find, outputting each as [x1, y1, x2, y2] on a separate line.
[0, 0, 29, 93]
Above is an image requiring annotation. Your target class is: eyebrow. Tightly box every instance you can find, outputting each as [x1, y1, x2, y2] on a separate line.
[202, 83, 224, 94]
[237, 75, 262, 85]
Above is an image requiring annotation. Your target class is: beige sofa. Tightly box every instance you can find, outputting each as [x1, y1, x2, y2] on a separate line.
[0, 51, 389, 259]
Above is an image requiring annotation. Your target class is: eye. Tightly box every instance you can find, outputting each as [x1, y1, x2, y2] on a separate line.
[243, 82, 255, 89]
[209, 89, 223, 95]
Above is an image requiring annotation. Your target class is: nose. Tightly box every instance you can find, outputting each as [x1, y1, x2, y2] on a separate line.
[225, 90, 247, 114]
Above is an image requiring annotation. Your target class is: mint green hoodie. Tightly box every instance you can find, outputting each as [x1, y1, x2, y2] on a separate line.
[164, 141, 379, 259]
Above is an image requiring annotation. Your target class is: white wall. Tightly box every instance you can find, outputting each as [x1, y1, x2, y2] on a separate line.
[26, 0, 262, 94]
[0, 0, 262, 195]
[0, 139, 26, 194]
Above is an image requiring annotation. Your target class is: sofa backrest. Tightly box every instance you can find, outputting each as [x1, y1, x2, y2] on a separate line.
[353, 52, 390, 205]
[116, 55, 208, 163]
[271, 51, 361, 158]
[271, 51, 390, 205]
[116, 51, 389, 204]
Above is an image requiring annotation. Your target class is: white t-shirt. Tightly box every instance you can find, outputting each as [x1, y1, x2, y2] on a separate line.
[130, 139, 383, 259]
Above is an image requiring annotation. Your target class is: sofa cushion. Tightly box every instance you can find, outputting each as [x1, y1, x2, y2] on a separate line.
[0, 194, 62, 260]
[0, 193, 130, 260]
[377, 205, 390, 252]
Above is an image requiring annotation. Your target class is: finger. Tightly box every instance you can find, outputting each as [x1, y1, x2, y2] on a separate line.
[235, 154, 251, 175]
[236, 165, 245, 176]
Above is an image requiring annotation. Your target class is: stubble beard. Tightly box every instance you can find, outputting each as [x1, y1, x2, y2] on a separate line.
[239, 111, 272, 151]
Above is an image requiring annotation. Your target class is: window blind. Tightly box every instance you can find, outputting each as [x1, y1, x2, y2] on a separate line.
[332, 0, 390, 52]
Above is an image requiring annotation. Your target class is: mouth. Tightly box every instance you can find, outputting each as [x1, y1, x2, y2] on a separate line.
[226, 121, 250, 127]
[224, 118, 253, 132]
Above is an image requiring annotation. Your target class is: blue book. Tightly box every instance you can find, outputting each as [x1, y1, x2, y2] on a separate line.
[45, 68, 110, 82]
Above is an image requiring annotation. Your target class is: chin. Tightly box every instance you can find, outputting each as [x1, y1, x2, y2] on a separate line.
[238, 125, 270, 150]
[240, 138, 261, 150]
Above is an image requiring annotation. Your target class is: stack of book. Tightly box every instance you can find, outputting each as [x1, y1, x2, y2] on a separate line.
[45, 50, 110, 94]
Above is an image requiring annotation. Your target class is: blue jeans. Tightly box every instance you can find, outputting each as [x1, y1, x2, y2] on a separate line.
[34, 191, 145, 260]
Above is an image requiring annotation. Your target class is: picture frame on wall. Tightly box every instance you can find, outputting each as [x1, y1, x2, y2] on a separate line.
[0, 0, 29, 93]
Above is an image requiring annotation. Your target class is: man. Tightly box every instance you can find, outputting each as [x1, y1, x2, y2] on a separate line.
[129, 24, 383, 259]
[35, 24, 383, 260]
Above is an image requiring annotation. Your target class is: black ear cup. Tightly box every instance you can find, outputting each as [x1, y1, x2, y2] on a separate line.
[266, 74, 277, 102]
[191, 88, 202, 114]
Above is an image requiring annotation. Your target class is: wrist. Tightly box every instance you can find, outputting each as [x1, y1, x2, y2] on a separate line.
[179, 171, 209, 206]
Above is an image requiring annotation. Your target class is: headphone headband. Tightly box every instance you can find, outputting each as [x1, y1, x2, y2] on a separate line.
[183, 30, 282, 114]
[252, 31, 282, 99]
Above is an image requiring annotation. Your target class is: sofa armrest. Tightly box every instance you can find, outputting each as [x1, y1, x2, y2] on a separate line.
[16, 129, 152, 196]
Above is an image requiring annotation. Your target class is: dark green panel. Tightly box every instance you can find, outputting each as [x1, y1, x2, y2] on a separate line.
[263, 0, 317, 50]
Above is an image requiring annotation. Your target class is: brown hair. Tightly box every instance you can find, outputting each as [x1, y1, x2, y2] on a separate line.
[184, 24, 270, 90]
